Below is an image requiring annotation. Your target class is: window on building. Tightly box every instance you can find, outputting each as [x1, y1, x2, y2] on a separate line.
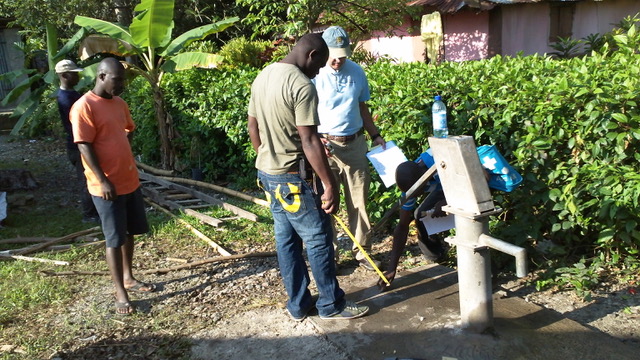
[549, 2, 575, 42]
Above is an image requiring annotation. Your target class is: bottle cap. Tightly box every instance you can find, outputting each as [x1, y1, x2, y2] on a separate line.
[435, 95, 442, 101]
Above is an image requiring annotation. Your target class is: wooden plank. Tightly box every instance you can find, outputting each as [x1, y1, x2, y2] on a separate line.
[140, 172, 258, 222]
[141, 186, 181, 210]
[148, 185, 169, 191]
[163, 189, 184, 195]
[184, 204, 215, 210]
[175, 199, 203, 205]
[145, 199, 232, 256]
[165, 193, 193, 200]
[184, 208, 223, 227]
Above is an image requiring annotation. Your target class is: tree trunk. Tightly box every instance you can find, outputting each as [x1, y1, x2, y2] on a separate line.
[113, 0, 133, 27]
[151, 85, 177, 169]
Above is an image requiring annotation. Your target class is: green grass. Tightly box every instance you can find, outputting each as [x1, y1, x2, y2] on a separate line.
[0, 261, 71, 324]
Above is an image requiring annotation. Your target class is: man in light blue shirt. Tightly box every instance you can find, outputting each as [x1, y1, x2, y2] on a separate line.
[314, 26, 386, 271]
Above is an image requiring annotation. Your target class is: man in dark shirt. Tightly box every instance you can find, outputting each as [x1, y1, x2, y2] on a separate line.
[55, 59, 98, 223]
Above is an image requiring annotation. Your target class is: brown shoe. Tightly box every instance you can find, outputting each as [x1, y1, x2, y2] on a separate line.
[358, 258, 382, 271]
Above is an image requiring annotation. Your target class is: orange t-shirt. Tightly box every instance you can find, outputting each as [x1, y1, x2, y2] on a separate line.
[70, 91, 139, 196]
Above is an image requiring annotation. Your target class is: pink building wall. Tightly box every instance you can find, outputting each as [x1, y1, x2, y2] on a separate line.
[357, 0, 640, 63]
[442, 10, 489, 61]
[501, 0, 640, 57]
[572, 0, 640, 41]
[500, 4, 549, 56]
[358, 11, 491, 63]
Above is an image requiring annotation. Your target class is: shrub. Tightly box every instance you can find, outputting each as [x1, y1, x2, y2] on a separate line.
[218, 37, 274, 68]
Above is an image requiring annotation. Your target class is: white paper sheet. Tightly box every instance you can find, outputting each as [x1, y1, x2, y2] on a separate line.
[420, 210, 455, 235]
[366, 141, 408, 188]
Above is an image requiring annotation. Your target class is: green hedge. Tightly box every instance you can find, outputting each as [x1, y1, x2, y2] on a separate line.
[368, 47, 640, 265]
[124, 30, 640, 271]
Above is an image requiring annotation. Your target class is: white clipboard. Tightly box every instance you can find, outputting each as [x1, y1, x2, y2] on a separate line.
[366, 141, 408, 188]
[420, 210, 455, 235]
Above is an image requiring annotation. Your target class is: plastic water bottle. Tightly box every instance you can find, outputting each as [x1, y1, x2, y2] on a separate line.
[432, 95, 448, 138]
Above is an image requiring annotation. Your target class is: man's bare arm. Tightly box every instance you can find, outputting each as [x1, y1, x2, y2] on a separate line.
[77, 142, 116, 201]
[248, 115, 261, 152]
[298, 125, 338, 214]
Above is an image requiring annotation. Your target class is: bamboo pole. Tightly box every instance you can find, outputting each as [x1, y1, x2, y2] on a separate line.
[44, 240, 105, 253]
[0, 254, 69, 265]
[160, 176, 269, 208]
[0, 237, 55, 245]
[40, 251, 277, 276]
[15, 227, 100, 256]
[136, 160, 175, 176]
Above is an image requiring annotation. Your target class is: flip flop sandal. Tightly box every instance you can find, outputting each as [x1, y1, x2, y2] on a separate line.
[115, 301, 135, 316]
[126, 282, 157, 293]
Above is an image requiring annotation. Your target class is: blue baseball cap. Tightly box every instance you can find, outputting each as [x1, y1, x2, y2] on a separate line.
[322, 26, 352, 58]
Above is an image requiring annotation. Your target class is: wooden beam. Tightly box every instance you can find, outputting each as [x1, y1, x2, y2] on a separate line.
[184, 204, 215, 210]
[165, 193, 193, 200]
[184, 208, 223, 227]
[175, 199, 203, 205]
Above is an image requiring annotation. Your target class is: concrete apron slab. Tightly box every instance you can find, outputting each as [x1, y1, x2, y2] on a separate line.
[311, 264, 637, 360]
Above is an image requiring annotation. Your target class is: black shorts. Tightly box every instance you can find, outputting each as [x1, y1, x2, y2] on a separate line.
[92, 187, 149, 248]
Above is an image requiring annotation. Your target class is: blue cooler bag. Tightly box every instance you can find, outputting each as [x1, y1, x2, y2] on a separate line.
[476, 145, 523, 192]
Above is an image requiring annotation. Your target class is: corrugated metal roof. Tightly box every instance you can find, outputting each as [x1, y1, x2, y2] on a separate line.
[407, 0, 579, 13]
[406, 0, 467, 13]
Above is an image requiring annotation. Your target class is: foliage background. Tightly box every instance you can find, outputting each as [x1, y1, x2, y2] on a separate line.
[121, 26, 640, 280]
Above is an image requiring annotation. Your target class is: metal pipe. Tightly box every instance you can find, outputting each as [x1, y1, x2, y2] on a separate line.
[479, 234, 528, 278]
[451, 216, 493, 333]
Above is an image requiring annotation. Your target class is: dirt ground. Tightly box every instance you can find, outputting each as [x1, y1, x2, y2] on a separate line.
[1, 134, 639, 359]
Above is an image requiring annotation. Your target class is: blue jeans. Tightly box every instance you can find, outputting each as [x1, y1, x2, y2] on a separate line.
[258, 171, 345, 318]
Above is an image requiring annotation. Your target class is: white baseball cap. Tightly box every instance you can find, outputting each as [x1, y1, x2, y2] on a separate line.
[55, 60, 83, 74]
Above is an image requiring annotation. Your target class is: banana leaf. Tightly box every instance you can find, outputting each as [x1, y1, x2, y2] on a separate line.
[160, 52, 224, 72]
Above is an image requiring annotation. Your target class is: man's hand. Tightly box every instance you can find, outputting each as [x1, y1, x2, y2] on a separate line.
[321, 184, 338, 214]
[320, 137, 333, 158]
[99, 178, 117, 201]
[377, 270, 396, 291]
[373, 135, 386, 150]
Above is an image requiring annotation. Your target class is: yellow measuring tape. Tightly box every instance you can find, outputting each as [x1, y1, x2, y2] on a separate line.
[332, 214, 390, 285]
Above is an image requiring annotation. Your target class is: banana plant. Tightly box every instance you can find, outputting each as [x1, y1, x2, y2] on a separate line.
[0, 24, 88, 135]
[75, 0, 238, 169]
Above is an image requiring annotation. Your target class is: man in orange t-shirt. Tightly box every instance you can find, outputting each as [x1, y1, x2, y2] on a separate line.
[71, 57, 155, 316]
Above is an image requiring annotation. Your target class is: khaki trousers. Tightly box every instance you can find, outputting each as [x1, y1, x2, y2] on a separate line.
[326, 134, 372, 261]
